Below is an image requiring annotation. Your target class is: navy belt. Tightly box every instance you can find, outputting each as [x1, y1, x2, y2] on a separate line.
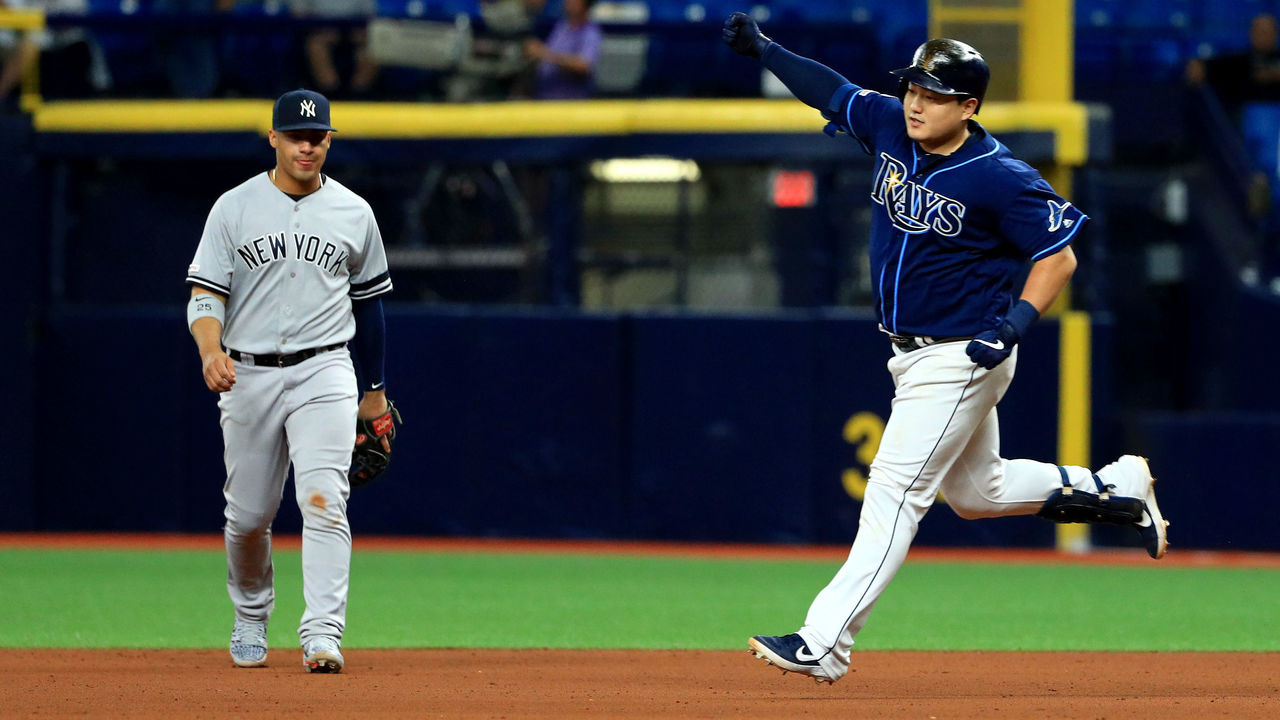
[228, 342, 345, 367]
[888, 333, 969, 353]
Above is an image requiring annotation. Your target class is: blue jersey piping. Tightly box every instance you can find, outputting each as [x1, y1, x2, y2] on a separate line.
[890, 147, 922, 333]
[1031, 218, 1084, 260]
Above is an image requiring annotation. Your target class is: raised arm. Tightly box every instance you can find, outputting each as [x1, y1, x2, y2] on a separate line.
[722, 12, 854, 112]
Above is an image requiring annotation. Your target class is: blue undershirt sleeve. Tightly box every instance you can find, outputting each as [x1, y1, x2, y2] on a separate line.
[760, 43, 855, 113]
[351, 297, 386, 393]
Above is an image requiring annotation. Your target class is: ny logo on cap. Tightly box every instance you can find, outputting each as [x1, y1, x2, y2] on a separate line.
[300, 99, 317, 117]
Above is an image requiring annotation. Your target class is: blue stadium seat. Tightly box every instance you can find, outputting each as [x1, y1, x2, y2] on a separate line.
[771, 0, 849, 23]
[645, 1, 691, 23]
[377, 0, 410, 18]
[85, 0, 132, 14]
[437, 0, 480, 18]
[1075, 0, 1117, 27]
[1242, 102, 1280, 177]
[691, 0, 740, 23]
[1202, 0, 1277, 52]
[1120, 0, 1195, 30]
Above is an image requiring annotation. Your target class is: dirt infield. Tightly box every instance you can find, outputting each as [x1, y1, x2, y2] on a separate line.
[3, 649, 1277, 719]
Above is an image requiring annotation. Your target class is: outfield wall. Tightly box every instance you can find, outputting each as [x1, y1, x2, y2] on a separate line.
[8, 303, 1280, 551]
[9, 306, 1118, 549]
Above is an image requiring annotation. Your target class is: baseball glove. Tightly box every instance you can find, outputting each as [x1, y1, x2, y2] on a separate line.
[349, 400, 402, 487]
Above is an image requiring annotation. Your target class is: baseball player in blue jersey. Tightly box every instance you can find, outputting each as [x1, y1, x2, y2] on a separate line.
[186, 89, 398, 673]
[723, 14, 1170, 684]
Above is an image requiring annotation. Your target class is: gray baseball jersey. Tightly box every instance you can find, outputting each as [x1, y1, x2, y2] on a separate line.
[187, 172, 392, 354]
[188, 169, 391, 658]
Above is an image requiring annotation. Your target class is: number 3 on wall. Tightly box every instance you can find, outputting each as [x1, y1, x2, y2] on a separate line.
[841, 411, 949, 506]
[841, 412, 883, 502]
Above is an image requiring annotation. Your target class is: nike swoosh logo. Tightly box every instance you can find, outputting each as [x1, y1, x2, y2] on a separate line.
[973, 338, 1005, 351]
[794, 644, 821, 662]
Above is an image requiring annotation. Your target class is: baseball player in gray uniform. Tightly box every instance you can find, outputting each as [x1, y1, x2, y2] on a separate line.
[186, 88, 393, 673]
[723, 14, 1170, 684]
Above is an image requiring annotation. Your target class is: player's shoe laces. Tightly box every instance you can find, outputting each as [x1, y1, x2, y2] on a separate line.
[748, 634, 834, 684]
[229, 619, 268, 668]
[302, 636, 344, 674]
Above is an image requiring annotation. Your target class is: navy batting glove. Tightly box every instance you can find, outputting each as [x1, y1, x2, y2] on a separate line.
[966, 299, 1040, 369]
[722, 12, 772, 59]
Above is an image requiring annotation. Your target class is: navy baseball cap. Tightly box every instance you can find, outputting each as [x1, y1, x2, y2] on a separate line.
[272, 89, 336, 132]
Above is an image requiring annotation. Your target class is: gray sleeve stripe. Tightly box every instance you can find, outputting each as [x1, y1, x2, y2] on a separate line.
[187, 276, 230, 295]
[351, 270, 391, 293]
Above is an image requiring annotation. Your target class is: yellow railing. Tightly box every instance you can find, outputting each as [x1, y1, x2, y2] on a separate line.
[30, 98, 1089, 164]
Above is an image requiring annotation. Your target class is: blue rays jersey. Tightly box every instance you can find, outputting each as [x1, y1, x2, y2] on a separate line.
[823, 84, 1088, 338]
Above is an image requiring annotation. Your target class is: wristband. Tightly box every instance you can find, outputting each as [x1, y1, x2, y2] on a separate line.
[187, 293, 225, 333]
[1005, 299, 1040, 339]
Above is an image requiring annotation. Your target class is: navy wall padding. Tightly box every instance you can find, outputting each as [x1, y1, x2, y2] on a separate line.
[17, 307, 1231, 551]
[356, 308, 629, 538]
[0, 115, 41, 530]
[35, 307, 226, 532]
[1136, 413, 1280, 551]
[627, 313, 819, 542]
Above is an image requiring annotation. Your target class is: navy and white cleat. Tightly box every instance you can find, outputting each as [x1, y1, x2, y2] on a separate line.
[748, 633, 834, 684]
[1131, 456, 1170, 559]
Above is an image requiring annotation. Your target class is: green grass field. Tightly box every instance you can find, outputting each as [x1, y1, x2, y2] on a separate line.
[2, 547, 1277, 651]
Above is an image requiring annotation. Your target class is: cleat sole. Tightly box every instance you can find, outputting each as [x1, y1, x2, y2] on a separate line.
[747, 640, 831, 684]
[1135, 457, 1169, 559]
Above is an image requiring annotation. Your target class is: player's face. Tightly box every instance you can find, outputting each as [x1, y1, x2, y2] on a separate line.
[902, 84, 977, 152]
[268, 129, 331, 191]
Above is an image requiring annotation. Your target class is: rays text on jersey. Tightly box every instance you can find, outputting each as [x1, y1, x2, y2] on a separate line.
[871, 153, 966, 236]
[235, 233, 350, 276]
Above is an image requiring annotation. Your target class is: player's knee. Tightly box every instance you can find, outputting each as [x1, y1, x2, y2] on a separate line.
[299, 490, 347, 526]
[224, 510, 274, 538]
[942, 485, 1003, 519]
[946, 498, 985, 520]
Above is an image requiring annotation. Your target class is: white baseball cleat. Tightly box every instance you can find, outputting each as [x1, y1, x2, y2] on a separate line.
[302, 636, 344, 674]
[1095, 454, 1170, 559]
[1130, 456, 1170, 560]
[229, 618, 268, 668]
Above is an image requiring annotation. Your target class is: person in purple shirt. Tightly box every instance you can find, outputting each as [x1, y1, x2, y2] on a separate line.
[524, 0, 602, 99]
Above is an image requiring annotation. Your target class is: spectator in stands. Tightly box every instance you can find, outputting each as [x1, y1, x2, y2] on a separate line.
[0, 0, 111, 108]
[290, 0, 379, 99]
[446, 0, 543, 102]
[1187, 12, 1280, 115]
[524, 0, 601, 100]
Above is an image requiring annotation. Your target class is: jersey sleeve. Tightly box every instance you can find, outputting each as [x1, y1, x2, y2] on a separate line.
[998, 179, 1090, 260]
[822, 83, 903, 154]
[349, 207, 393, 300]
[186, 196, 235, 295]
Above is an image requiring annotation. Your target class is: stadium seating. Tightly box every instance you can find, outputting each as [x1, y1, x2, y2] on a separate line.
[42, 0, 1280, 99]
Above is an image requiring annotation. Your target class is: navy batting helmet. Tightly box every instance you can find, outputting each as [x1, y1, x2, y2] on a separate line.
[890, 38, 990, 111]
